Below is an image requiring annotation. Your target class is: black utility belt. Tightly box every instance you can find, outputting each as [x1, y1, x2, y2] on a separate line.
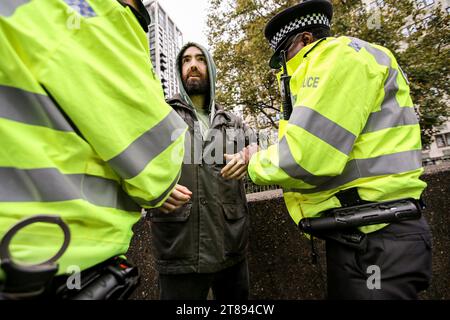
[299, 198, 423, 234]
[0, 215, 140, 300]
[299, 198, 424, 253]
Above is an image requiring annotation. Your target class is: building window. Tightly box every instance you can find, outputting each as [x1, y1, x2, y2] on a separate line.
[149, 6, 155, 22]
[401, 27, 410, 37]
[436, 135, 445, 148]
[368, 0, 384, 10]
[159, 10, 166, 29]
[416, 0, 435, 9]
[408, 24, 418, 34]
[402, 14, 436, 37]
[422, 14, 434, 28]
[435, 134, 449, 148]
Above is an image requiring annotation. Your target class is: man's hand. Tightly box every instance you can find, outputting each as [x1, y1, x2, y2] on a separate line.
[159, 184, 192, 214]
[221, 143, 258, 180]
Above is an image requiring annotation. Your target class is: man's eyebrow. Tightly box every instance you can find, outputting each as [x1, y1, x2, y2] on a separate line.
[182, 54, 205, 59]
[183, 53, 205, 58]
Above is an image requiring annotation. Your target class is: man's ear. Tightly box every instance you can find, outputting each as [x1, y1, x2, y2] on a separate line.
[301, 32, 314, 46]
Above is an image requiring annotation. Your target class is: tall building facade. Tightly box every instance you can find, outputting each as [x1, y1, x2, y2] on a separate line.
[422, 121, 450, 165]
[362, 0, 448, 37]
[144, 0, 183, 98]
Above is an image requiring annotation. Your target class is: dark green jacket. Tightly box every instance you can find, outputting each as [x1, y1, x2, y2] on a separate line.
[149, 43, 255, 274]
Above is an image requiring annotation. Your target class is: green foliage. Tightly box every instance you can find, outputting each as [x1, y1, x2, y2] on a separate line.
[207, 0, 299, 129]
[207, 0, 449, 146]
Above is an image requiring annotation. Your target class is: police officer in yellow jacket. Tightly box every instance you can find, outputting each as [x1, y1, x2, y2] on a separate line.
[242, 0, 432, 299]
[0, 0, 187, 298]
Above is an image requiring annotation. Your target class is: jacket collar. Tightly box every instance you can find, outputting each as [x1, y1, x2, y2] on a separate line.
[168, 94, 224, 114]
[284, 37, 329, 75]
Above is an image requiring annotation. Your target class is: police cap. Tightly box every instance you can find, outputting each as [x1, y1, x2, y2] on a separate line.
[264, 0, 333, 69]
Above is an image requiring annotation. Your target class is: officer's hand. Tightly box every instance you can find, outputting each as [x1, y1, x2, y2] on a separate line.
[221, 144, 258, 180]
[221, 153, 248, 180]
[159, 184, 192, 214]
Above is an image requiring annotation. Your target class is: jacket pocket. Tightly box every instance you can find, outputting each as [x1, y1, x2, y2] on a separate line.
[149, 203, 195, 260]
[219, 179, 246, 205]
[149, 203, 192, 222]
[221, 203, 249, 257]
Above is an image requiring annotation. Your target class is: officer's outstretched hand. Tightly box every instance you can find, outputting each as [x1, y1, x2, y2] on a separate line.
[221, 143, 258, 180]
[159, 184, 192, 214]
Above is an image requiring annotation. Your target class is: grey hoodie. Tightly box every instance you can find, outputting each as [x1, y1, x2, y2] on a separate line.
[176, 42, 217, 124]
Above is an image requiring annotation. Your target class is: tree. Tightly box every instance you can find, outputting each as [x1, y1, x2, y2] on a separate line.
[207, 0, 299, 130]
[206, 0, 449, 146]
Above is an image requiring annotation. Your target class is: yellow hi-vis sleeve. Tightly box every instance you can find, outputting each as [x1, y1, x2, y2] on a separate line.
[35, 1, 187, 208]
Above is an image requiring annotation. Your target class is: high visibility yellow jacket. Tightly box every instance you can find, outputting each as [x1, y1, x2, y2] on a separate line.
[0, 0, 186, 278]
[248, 36, 426, 234]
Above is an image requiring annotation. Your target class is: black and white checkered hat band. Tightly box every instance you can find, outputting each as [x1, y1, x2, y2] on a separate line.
[270, 13, 330, 49]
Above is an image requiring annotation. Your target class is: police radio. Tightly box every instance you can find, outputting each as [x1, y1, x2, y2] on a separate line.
[280, 50, 293, 121]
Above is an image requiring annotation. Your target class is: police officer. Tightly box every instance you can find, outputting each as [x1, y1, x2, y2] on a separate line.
[0, 0, 186, 298]
[239, 0, 432, 299]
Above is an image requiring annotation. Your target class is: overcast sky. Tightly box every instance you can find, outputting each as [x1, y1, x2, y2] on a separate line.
[158, 0, 210, 48]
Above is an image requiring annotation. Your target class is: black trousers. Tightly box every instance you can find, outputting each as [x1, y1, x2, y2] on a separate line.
[158, 259, 249, 300]
[326, 217, 432, 299]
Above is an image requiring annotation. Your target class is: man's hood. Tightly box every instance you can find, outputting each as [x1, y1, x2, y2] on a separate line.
[176, 42, 217, 114]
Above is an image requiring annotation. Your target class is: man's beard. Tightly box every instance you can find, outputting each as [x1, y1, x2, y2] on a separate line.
[183, 77, 209, 95]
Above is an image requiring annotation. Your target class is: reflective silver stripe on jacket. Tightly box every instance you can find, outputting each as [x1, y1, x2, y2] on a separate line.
[0, 0, 30, 16]
[108, 110, 187, 180]
[0, 85, 74, 131]
[289, 106, 356, 155]
[286, 150, 422, 194]
[279, 137, 331, 187]
[0, 167, 140, 211]
[278, 107, 356, 184]
[348, 38, 418, 133]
